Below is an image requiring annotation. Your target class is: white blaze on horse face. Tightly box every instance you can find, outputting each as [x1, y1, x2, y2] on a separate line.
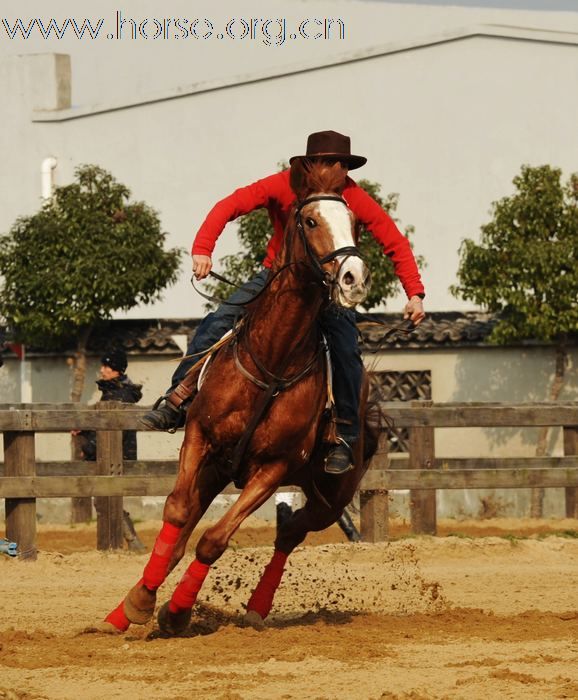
[317, 200, 369, 308]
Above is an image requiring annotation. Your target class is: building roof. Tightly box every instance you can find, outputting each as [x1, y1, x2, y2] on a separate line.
[2, 312, 574, 360]
[32, 24, 578, 123]
[360, 311, 500, 350]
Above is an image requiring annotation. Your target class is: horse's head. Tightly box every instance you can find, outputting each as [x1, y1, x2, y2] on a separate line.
[288, 159, 370, 308]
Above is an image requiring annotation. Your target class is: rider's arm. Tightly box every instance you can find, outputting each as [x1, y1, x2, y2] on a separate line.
[345, 183, 425, 300]
[192, 172, 287, 258]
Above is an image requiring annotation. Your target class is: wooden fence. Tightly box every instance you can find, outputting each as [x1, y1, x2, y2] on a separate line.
[1, 401, 577, 559]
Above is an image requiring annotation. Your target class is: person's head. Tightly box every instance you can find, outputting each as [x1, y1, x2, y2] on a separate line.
[289, 130, 367, 173]
[100, 348, 127, 380]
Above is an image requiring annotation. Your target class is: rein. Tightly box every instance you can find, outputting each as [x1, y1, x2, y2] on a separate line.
[190, 265, 292, 308]
[355, 314, 416, 351]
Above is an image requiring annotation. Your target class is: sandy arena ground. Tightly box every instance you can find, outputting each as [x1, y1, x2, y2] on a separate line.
[1, 518, 578, 700]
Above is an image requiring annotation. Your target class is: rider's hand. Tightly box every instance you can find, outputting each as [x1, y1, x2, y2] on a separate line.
[192, 255, 212, 280]
[403, 296, 425, 325]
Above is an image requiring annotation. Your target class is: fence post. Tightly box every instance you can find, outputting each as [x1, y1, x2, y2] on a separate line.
[564, 426, 578, 519]
[95, 403, 124, 550]
[4, 431, 37, 560]
[360, 434, 389, 542]
[408, 401, 436, 535]
[71, 429, 93, 523]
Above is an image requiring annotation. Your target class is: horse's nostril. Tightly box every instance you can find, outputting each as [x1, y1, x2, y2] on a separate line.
[343, 271, 354, 286]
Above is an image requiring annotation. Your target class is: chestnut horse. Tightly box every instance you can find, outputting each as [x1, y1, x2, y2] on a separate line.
[101, 160, 378, 635]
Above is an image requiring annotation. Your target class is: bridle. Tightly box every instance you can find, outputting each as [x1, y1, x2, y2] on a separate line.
[293, 195, 365, 296]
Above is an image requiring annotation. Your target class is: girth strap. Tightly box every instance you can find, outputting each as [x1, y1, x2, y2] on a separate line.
[229, 378, 283, 479]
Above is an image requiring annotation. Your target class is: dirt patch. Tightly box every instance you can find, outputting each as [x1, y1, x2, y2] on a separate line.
[32, 516, 578, 554]
[1, 519, 577, 699]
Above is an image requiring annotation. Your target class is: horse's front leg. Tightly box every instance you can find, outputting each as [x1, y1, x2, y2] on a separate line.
[101, 421, 218, 632]
[159, 463, 285, 631]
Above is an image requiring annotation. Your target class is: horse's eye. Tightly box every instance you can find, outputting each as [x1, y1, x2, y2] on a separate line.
[305, 217, 317, 228]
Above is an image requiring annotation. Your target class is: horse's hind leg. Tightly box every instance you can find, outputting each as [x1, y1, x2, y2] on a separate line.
[244, 501, 339, 628]
[101, 423, 225, 633]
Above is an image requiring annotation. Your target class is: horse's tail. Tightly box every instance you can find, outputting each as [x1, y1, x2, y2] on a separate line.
[362, 373, 394, 463]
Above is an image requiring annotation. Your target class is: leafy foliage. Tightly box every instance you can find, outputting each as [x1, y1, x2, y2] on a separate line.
[204, 170, 422, 311]
[0, 165, 183, 348]
[451, 165, 578, 344]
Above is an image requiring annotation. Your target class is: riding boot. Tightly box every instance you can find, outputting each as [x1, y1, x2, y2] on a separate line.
[139, 400, 186, 432]
[324, 437, 355, 475]
[139, 379, 196, 432]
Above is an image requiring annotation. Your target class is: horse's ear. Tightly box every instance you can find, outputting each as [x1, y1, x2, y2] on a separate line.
[290, 158, 310, 200]
[328, 161, 348, 195]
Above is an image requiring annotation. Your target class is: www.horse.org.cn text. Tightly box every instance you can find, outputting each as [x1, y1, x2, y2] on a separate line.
[1, 13, 346, 46]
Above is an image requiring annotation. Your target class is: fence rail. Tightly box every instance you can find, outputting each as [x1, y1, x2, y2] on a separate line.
[1, 401, 577, 558]
[1, 402, 577, 430]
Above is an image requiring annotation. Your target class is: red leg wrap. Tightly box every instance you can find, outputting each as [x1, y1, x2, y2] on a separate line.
[247, 550, 288, 619]
[142, 522, 182, 591]
[105, 600, 130, 632]
[169, 560, 210, 613]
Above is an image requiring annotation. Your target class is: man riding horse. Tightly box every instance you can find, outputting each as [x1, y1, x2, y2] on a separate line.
[141, 130, 426, 473]
[101, 141, 426, 634]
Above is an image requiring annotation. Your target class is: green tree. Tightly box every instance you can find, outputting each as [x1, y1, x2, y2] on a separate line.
[451, 164, 578, 516]
[0, 164, 183, 401]
[204, 175, 422, 311]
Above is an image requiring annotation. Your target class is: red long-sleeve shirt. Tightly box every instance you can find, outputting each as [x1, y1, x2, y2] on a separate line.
[192, 170, 425, 299]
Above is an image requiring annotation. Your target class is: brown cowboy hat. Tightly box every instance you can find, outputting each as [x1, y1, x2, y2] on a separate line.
[289, 130, 367, 170]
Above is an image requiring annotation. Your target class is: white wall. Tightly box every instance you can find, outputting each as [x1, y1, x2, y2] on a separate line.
[1, 2, 577, 319]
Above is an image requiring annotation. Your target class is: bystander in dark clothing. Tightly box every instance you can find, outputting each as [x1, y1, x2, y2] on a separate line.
[80, 372, 143, 461]
[77, 348, 146, 551]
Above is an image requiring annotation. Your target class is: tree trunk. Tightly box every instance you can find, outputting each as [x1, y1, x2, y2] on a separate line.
[71, 326, 94, 524]
[70, 326, 92, 403]
[530, 342, 568, 518]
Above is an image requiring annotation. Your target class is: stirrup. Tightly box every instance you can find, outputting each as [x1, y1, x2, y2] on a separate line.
[152, 394, 170, 411]
[166, 405, 186, 434]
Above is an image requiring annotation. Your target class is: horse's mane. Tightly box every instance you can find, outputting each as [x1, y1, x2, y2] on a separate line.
[291, 160, 348, 199]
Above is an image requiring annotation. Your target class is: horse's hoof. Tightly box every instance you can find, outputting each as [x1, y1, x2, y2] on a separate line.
[243, 610, 265, 630]
[83, 621, 124, 635]
[123, 584, 156, 625]
[157, 601, 192, 636]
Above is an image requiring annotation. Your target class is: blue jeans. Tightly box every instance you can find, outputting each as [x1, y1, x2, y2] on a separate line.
[170, 270, 361, 442]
